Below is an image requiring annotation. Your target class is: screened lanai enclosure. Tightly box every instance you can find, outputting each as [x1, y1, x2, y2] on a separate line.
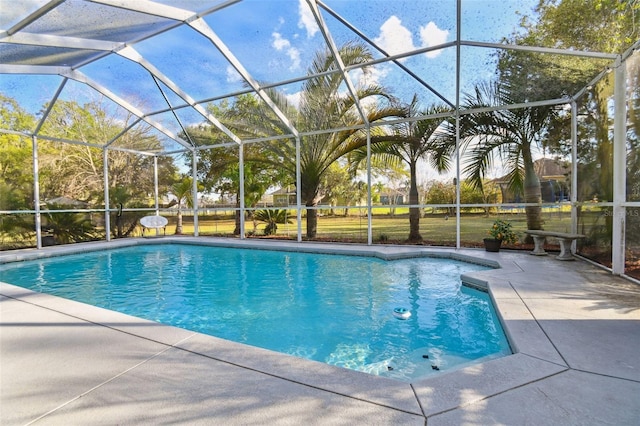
[0, 0, 639, 278]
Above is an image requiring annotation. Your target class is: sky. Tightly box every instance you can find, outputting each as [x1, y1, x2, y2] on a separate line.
[0, 0, 543, 182]
[1, 0, 539, 115]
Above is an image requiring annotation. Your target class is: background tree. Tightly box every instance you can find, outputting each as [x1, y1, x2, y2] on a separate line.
[171, 176, 197, 235]
[627, 54, 640, 202]
[351, 99, 454, 242]
[191, 133, 286, 235]
[109, 186, 132, 238]
[375, 164, 410, 217]
[497, 0, 638, 104]
[371, 181, 384, 204]
[322, 162, 367, 216]
[451, 81, 558, 231]
[346, 180, 369, 217]
[38, 99, 176, 206]
[42, 203, 99, 244]
[425, 181, 456, 216]
[253, 209, 292, 235]
[215, 42, 403, 238]
[498, 0, 639, 178]
[460, 179, 499, 214]
[0, 95, 36, 210]
[498, 0, 639, 243]
[0, 95, 38, 246]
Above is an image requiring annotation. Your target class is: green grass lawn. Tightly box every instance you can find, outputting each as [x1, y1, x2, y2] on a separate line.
[0, 205, 601, 251]
[3, 206, 635, 278]
[168, 206, 575, 247]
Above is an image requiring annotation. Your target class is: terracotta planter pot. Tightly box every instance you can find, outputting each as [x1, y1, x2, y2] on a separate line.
[483, 238, 502, 252]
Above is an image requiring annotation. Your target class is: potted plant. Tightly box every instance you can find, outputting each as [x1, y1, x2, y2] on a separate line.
[484, 218, 517, 252]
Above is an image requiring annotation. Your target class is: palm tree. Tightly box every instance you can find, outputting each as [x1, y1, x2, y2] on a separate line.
[453, 81, 558, 231]
[110, 186, 133, 238]
[171, 177, 194, 235]
[351, 97, 455, 242]
[43, 204, 99, 244]
[223, 41, 404, 238]
[253, 209, 292, 235]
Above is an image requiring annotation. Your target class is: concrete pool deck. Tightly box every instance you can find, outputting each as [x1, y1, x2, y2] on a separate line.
[1, 237, 639, 425]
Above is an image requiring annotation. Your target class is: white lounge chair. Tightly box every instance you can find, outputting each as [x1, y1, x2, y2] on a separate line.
[140, 215, 168, 236]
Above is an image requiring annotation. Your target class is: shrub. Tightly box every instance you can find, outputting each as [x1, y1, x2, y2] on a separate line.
[488, 218, 517, 244]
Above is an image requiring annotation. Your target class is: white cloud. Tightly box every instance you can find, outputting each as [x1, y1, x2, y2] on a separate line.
[272, 32, 301, 71]
[374, 16, 416, 61]
[285, 91, 301, 109]
[272, 32, 290, 51]
[419, 22, 449, 58]
[287, 48, 301, 71]
[298, 0, 319, 38]
[351, 65, 390, 88]
[367, 65, 390, 85]
[374, 16, 449, 61]
[226, 65, 243, 83]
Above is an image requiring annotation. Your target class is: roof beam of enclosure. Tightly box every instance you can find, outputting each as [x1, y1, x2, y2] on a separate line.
[461, 40, 619, 60]
[317, 0, 455, 109]
[0, 129, 31, 137]
[73, 0, 239, 75]
[36, 134, 109, 150]
[573, 42, 639, 101]
[106, 145, 160, 156]
[233, 133, 297, 146]
[0, 64, 70, 74]
[104, 117, 142, 148]
[339, 39, 617, 77]
[305, 0, 368, 124]
[0, 1, 171, 72]
[193, 68, 338, 108]
[62, 69, 194, 151]
[0, 32, 121, 51]
[151, 75, 196, 147]
[188, 18, 300, 139]
[89, 0, 288, 140]
[456, 97, 571, 116]
[571, 66, 613, 100]
[116, 46, 241, 144]
[1, 6, 242, 146]
[0, 64, 190, 153]
[196, 141, 239, 152]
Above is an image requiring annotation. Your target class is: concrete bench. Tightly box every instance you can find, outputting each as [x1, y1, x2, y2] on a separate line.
[524, 230, 585, 261]
[140, 215, 168, 236]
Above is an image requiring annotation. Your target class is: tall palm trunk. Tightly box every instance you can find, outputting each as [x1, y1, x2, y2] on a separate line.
[116, 203, 124, 238]
[302, 178, 322, 239]
[306, 202, 318, 238]
[233, 199, 241, 235]
[175, 206, 183, 235]
[523, 147, 543, 231]
[408, 159, 422, 242]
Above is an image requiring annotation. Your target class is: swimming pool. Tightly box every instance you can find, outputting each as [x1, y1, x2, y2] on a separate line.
[0, 242, 511, 382]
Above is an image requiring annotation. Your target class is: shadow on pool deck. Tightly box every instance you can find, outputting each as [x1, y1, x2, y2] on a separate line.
[1, 237, 639, 425]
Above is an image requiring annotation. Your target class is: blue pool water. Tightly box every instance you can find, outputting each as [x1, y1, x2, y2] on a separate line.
[0, 244, 511, 381]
